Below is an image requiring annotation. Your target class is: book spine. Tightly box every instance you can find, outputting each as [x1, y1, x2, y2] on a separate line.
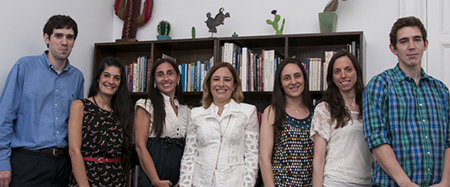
[196, 61, 201, 91]
[190, 62, 195, 92]
[181, 64, 186, 92]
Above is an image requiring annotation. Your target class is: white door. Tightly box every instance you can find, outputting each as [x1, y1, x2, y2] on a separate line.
[427, 0, 450, 86]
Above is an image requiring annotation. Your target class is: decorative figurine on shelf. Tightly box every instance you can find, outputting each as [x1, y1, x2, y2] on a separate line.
[266, 10, 285, 35]
[157, 20, 171, 40]
[192, 26, 196, 39]
[114, 0, 153, 41]
[232, 32, 238, 37]
[323, 0, 339, 12]
[319, 0, 346, 33]
[205, 7, 230, 37]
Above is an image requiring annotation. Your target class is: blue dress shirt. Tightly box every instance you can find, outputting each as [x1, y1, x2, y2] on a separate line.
[0, 51, 84, 171]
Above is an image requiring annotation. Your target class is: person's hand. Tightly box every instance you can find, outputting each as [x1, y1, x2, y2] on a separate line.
[0, 170, 11, 187]
[174, 181, 180, 187]
[151, 179, 172, 187]
[398, 181, 419, 187]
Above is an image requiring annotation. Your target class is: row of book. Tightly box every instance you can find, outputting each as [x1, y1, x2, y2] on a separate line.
[305, 51, 336, 91]
[125, 56, 151, 93]
[221, 42, 283, 92]
[178, 59, 213, 92]
[125, 48, 354, 93]
[222, 44, 341, 92]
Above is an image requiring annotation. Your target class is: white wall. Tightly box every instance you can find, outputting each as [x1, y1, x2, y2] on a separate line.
[113, 0, 400, 84]
[0, 0, 114, 95]
[0, 0, 400, 95]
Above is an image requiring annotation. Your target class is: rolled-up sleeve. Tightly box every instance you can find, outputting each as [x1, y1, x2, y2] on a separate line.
[363, 75, 390, 150]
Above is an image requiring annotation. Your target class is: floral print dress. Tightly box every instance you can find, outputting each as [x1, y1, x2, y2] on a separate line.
[69, 99, 126, 187]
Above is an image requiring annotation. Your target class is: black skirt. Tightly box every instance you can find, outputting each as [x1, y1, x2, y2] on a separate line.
[138, 137, 185, 187]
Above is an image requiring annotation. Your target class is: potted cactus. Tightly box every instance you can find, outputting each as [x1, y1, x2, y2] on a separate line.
[266, 10, 285, 35]
[157, 20, 171, 40]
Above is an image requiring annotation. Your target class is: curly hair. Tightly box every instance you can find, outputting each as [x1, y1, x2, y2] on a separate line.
[43, 15, 78, 48]
[389, 16, 427, 49]
[321, 50, 364, 128]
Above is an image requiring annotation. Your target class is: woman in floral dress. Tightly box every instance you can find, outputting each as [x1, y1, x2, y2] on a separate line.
[68, 56, 132, 186]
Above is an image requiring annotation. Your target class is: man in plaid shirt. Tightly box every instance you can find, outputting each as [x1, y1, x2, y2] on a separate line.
[363, 16, 450, 187]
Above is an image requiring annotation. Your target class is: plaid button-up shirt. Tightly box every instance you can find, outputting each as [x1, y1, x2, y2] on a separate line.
[363, 64, 450, 187]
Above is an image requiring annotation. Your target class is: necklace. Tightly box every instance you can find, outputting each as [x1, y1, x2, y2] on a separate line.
[287, 106, 302, 113]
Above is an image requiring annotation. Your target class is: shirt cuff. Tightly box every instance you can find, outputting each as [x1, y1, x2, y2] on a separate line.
[0, 159, 11, 171]
[366, 132, 390, 151]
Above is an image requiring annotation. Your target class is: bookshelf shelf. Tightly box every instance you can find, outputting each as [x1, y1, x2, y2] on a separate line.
[93, 31, 364, 112]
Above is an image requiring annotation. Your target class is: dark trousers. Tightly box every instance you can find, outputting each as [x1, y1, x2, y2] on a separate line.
[10, 149, 71, 187]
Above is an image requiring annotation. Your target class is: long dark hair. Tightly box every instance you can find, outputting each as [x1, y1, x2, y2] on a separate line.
[321, 50, 364, 128]
[201, 62, 244, 108]
[270, 58, 313, 137]
[88, 56, 132, 174]
[147, 58, 182, 141]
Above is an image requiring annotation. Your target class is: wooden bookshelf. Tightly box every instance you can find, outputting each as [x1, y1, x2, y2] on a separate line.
[93, 32, 364, 111]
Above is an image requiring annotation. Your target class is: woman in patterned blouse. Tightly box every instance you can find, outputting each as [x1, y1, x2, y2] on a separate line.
[68, 56, 132, 186]
[260, 58, 315, 187]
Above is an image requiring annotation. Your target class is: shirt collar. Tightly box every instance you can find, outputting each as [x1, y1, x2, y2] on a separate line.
[42, 51, 71, 72]
[392, 63, 432, 83]
[161, 92, 179, 108]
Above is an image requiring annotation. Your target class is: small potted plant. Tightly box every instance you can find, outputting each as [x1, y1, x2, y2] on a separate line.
[157, 20, 171, 40]
[266, 10, 285, 35]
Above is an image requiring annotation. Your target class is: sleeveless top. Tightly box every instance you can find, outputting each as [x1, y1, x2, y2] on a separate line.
[272, 111, 314, 187]
[69, 99, 126, 187]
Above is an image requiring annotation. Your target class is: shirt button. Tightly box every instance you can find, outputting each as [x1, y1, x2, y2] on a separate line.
[56, 131, 59, 134]
[177, 128, 179, 131]
[55, 103, 57, 106]
[425, 136, 428, 139]
[56, 117, 58, 120]
[428, 152, 431, 155]
[422, 119, 425, 122]
[56, 89, 59, 92]
[419, 103, 422, 106]
[177, 133, 179, 136]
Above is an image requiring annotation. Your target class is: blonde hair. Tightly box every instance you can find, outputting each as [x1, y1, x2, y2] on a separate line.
[201, 62, 244, 108]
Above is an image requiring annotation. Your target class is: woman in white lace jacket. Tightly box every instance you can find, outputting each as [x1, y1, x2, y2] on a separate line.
[179, 62, 259, 187]
[310, 50, 372, 187]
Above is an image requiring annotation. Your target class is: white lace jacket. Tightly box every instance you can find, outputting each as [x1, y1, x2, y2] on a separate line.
[179, 100, 259, 187]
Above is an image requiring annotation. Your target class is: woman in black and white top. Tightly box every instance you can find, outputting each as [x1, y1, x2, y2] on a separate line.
[135, 58, 190, 187]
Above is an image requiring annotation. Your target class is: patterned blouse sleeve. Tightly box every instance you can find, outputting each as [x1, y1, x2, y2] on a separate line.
[310, 102, 332, 142]
[243, 106, 260, 187]
[179, 114, 198, 187]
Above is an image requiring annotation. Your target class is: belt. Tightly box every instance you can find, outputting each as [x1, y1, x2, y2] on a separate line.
[17, 148, 68, 156]
[83, 157, 121, 163]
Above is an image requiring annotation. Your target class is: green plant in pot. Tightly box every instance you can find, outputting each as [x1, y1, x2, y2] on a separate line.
[157, 20, 171, 40]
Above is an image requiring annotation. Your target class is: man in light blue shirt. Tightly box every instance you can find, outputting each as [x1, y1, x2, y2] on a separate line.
[0, 15, 84, 187]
